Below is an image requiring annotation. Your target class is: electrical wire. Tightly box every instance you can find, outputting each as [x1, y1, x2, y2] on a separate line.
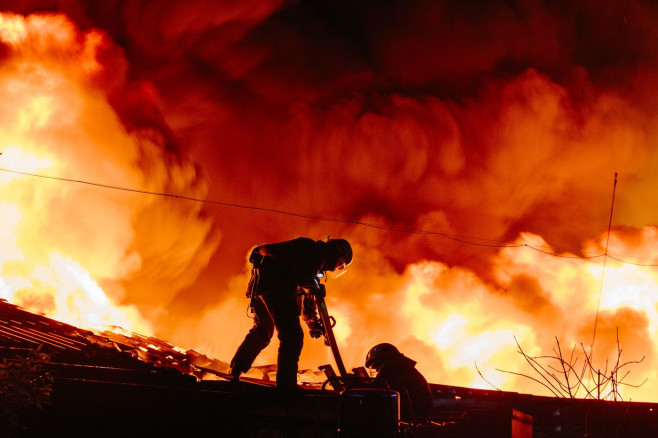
[0, 167, 656, 267]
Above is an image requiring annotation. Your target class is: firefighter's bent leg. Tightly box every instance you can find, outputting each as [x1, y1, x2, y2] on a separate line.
[230, 297, 274, 375]
[264, 293, 304, 389]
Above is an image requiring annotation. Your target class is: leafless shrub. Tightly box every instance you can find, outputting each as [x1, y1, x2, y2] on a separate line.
[477, 328, 646, 400]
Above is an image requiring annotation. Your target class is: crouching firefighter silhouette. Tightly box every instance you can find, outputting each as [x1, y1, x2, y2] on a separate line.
[365, 343, 434, 423]
[229, 237, 353, 392]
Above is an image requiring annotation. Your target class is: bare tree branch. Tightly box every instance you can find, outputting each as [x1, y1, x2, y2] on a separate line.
[481, 328, 646, 401]
[475, 361, 502, 391]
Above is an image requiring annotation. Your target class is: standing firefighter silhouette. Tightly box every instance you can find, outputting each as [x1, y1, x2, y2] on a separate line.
[229, 237, 353, 392]
[365, 343, 434, 423]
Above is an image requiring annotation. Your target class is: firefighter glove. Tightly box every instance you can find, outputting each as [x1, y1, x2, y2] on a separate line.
[307, 320, 324, 339]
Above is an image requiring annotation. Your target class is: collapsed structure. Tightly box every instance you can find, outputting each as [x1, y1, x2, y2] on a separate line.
[1, 298, 657, 437]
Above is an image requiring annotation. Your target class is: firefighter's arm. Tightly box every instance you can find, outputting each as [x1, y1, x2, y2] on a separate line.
[308, 277, 326, 298]
[301, 292, 324, 339]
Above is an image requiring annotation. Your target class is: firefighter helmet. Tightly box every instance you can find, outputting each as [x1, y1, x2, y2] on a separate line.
[365, 343, 400, 371]
[328, 238, 353, 267]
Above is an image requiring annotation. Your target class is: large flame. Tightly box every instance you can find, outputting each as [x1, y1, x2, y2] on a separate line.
[2, 3, 658, 403]
[0, 12, 217, 334]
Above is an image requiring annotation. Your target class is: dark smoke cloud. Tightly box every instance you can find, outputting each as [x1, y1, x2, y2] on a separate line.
[4, 0, 658, 398]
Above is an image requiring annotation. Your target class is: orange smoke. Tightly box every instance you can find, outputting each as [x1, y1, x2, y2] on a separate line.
[0, 12, 217, 333]
[2, 2, 658, 404]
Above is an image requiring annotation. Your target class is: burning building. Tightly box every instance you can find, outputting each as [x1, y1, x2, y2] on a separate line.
[2, 2, 658, 434]
[3, 298, 658, 437]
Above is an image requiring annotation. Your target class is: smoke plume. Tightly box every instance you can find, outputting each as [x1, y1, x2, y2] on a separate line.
[2, 0, 658, 400]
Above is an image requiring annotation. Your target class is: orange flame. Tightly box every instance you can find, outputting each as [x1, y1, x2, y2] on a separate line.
[3, 10, 658, 405]
[0, 12, 149, 334]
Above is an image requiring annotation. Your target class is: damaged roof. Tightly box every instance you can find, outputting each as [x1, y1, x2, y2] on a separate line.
[0, 299, 359, 437]
[3, 298, 658, 438]
[0, 298, 228, 379]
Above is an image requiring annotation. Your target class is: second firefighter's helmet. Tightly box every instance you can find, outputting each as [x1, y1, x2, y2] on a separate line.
[365, 343, 400, 371]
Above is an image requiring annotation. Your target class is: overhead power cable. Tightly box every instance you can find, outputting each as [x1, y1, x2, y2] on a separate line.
[0, 167, 654, 266]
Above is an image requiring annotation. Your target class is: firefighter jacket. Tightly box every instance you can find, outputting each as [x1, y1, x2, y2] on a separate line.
[247, 237, 328, 298]
[375, 354, 434, 422]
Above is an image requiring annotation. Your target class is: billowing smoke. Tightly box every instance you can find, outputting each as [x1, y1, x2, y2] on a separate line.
[2, 0, 658, 401]
[0, 12, 219, 330]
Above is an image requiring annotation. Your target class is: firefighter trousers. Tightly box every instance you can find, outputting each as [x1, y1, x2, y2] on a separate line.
[230, 292, 304, 389]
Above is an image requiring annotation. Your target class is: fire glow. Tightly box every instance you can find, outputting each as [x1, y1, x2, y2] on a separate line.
[0, 13, 148, 334]
[2, 7, 658, 403]
[0, 12, 215, 336]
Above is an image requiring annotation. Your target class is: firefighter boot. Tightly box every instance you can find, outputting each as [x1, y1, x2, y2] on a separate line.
[228, 367, 242, 381]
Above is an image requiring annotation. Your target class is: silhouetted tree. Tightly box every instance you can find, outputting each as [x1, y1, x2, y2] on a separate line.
[477, 328, 645, 401]
[0, 345, 53, 436]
